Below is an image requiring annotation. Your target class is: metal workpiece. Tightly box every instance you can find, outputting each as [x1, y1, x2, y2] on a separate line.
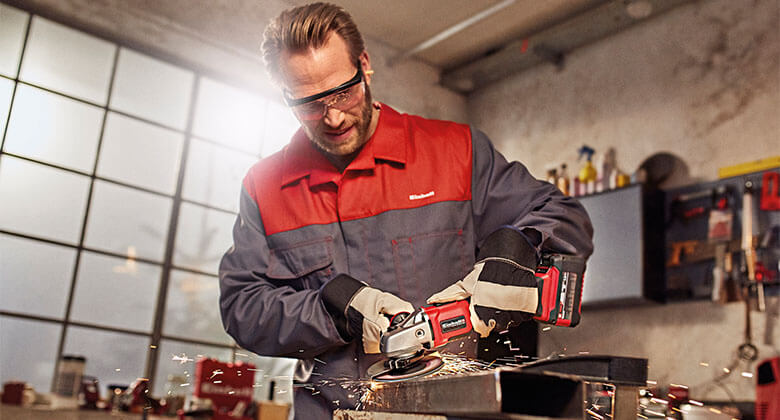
[518, 355, 648, 386]
[355, 355, 647, 420]
[363, 368, 585, 419]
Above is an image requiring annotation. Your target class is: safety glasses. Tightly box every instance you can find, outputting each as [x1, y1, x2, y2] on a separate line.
[283, 63, 365, 121]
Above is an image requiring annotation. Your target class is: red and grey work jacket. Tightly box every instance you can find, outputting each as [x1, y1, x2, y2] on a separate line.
[219, 104, 593, 416]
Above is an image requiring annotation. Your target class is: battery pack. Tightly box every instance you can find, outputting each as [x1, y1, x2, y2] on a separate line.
[533, 254, 585, 327]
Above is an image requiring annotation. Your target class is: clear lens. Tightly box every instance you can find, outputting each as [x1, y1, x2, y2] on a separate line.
[293, 82, 363, 121]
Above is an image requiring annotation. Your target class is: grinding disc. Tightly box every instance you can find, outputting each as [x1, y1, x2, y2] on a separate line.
[372, 354, 444, 382]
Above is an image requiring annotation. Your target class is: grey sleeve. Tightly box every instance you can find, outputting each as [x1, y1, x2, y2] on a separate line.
[218, 186, 347, 358]
[470, 128, 594, 258]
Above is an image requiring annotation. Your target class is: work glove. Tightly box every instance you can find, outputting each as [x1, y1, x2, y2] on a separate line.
[321, 274, 414, 354]
[427, 228, 539, 337]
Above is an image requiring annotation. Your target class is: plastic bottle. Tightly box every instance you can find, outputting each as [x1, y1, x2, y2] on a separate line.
[545, 167, 558, 186]
[577, 145, 597, 195]
[557, 164, 570, 195]
[599, 148, 616, 192]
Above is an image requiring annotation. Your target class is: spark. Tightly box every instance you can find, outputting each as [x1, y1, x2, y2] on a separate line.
[115, 368, 121, 372]
[150, 345, 157, 349]
[646, 380, 657, 385]
[670, 383, 688, 389]
[722, 368, 730, 373]
[578, 351, 590, 355]
[235, 352, 249, 357]
[741, 372, 753, 378]
[709, 408, 722, 414]
[644, 409, 665, 416]
[699, 362, 709, 367]
[650, 398, 669, 405]
[637, 414, 648, 419]
[586, 408, 605, 419]
[228, 391, 235, 395]
[213, 381, 222, 384]
[180, 383, 190, 387]
[172, 353, 194, 364]
[210, 369, 223, 379]
[542, 326, 552, 331]
[688, 400, 703, 407]
[136, 378, 149, 382]
[315, 358, 327, 364]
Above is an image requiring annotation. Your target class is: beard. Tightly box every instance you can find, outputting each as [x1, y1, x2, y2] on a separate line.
[304, 85, 374, 158]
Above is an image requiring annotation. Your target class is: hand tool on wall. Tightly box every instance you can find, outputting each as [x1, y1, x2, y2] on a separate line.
[738, 291, 759, 363]
[709, 186, 734, 302]
[743, 180, 764, 311]
[760, 171, 780, 211]
[712, 244, 727, 303]
[667, 240, 697, 267]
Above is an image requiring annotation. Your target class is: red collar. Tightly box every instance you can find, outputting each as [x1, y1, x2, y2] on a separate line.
[281, 103, 408, 187]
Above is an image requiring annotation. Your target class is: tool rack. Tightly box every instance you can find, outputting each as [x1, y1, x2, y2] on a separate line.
[663, 167, 780, 302]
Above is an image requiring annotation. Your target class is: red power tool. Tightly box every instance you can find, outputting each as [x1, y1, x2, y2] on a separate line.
[756, 356, 780, 420]
[367, 254, 585, 381]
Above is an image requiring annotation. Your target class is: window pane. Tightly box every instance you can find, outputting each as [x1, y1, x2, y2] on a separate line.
[64, 326, 149, 396]
[0, 155, 90, 244]
[261, 101, 298, 158]
[70, 251, 161, 333]
[163, 270, 231, 344]
[193, 77, 266, 154]
[183, 138, 256, 212]
[97, 112, 184, 195]
[20, 17, 115, 104]
[5, 84, 103, 173]
[0, 77, 13, 137]
[85, 181, 172, 262]
[0, 233, 75, 318]
[0, 316, 61, 393]
[0, 4, 26, 78]
[173, 203, 235, 274]
[153, 339, 232, 397]
[110, 48, 193, 130]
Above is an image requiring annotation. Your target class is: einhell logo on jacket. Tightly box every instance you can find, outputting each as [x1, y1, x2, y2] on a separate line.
[409, 191, 435, 200]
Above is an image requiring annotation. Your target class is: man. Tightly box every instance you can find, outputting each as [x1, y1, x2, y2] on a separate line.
[219, 3, 593, 418]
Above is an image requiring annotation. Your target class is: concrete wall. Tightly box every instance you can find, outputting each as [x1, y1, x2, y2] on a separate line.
[469, 0, 779, 401]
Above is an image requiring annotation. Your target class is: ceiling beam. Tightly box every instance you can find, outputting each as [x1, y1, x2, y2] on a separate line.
[440, 0, 696, 93]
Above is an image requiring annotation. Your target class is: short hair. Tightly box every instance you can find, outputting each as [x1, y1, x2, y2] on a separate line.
[262, 2, 365, 84]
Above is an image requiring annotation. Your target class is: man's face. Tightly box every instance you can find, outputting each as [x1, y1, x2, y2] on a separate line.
[280, 34, 374, 157]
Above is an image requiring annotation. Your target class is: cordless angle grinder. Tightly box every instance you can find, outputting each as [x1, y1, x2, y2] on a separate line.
[367, 254, 586, 381]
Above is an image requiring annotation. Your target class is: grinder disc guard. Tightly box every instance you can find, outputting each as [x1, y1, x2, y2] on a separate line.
[368, 354, 444, 382]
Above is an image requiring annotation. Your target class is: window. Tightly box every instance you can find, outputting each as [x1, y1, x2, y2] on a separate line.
[0, 3, 298, 397]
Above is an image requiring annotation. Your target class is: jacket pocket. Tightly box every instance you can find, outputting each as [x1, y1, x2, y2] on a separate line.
[392, 229, 470, 305]
[267, 237, 334, 287]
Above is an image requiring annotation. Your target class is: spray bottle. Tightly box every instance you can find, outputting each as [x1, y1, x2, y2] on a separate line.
[577, 145, 597, 195]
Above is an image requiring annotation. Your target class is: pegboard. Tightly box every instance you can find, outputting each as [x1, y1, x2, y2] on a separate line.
[663, 167, 780, 302]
